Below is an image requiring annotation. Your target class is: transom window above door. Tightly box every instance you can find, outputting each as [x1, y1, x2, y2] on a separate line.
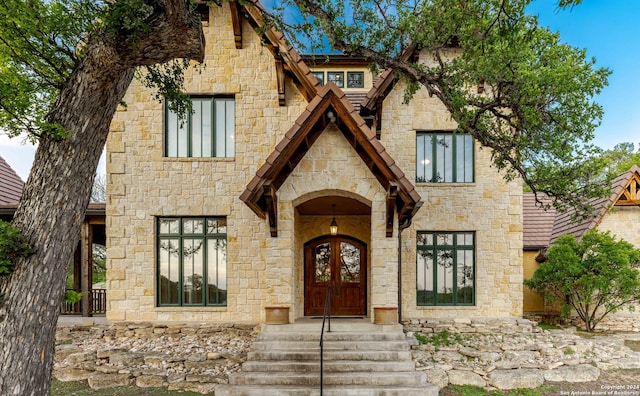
[416, 132, 474, 183]
[165, 96, 235, 158]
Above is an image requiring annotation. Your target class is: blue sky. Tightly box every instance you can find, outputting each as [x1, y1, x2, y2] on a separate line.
[0, 0, 638, 181]
[526, 0, 640, 150]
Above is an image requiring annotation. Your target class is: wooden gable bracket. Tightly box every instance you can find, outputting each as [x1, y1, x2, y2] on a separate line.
[374, 98, 384, 139]
[616, 174, 640, 206]
[263, 183, 278, 237]
[386, 184, 398, 237]
[275, 54, 286, 106]
[229, 1, 243, 49]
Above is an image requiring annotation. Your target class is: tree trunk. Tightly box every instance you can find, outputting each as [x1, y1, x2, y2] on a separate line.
[0, 1, 204, 394]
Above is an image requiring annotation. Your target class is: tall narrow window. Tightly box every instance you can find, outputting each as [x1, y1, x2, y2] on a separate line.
[417, 232, 475, 306]
[165, 97, 235, 158]
[416, 132, 474, 183]
[158, 217, 227, 306]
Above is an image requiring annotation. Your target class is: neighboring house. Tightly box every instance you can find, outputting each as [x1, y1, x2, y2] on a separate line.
[0, 155, 24, 206]
[523, 165, 640, 326]
[105, 1, 522, 323]
[0, 154, 106, 316]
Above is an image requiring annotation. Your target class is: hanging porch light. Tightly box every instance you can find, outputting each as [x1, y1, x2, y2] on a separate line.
[329, 204, 338, 235]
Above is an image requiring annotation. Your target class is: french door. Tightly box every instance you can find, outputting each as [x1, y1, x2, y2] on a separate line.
[304, 236, 367, 316]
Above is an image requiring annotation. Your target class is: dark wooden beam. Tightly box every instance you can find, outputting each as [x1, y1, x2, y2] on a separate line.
[264, 183, 278, 237]
[386, 184, 398, 237]
[229, 1, 243, 49]
[275, 55, 286, 106]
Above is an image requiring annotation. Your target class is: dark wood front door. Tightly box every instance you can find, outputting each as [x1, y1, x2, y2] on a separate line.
[304, 236, 367, 316]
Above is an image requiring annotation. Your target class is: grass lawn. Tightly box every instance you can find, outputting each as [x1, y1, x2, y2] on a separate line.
[52, 381, 204, 395]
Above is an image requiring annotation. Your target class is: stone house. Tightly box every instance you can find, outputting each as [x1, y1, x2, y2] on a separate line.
[523, 165, 640, 329]
[105, 1, 523, 324]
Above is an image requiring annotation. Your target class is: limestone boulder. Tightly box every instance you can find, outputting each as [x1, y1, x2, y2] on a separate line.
[488, 369, 544, 390]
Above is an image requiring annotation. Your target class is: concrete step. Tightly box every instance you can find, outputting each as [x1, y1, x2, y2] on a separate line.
[257, 331, 406, 342]
[229, 371, 427, 386]
[242, 360, 417, 373]
[216, 384, 439, 396]
[251, 340, 409, 351]
[260, 321, 403, 333]
[247, 349, 412, 361]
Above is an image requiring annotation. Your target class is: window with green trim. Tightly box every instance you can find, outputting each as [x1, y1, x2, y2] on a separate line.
[327, 71, 344, 88]
[157, 217, 227, 306]
[417, 232, 475, 306]
[416, 132, 474, 183]
[311, 71, 325, 86]
[347, 72, 364, 88]
[165, 96, 235, 158]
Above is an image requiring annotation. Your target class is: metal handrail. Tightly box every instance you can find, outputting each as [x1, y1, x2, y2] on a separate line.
[320, 285, 331, 394]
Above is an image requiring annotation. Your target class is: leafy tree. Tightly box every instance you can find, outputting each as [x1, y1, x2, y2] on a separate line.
[599, 142, 640, 179]
[270, 0, 611, 216]
[524, 230, 640, 332]
[0, 0, 204, 394]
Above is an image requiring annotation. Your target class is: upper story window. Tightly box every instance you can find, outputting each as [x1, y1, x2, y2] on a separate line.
[165, 96, 235, 158]
[416, 132, 474, 183]
[327, 71, 344, 88]
[311, 71, 325, 86]
[347, 72, 364, 88]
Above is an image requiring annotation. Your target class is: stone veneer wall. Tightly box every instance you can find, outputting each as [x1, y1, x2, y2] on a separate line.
[106, 5, 309, 322]
[380, 56, 523, 318]
[598, 206, 640, 246]
[107, 6, 523, 323]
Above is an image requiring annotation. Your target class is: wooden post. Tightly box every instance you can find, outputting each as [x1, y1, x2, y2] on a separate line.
[80, 221, 93, 317]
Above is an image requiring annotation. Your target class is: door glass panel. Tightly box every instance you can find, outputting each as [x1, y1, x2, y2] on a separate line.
[340, 242, 360, 283]
[314, 242, 331, 283]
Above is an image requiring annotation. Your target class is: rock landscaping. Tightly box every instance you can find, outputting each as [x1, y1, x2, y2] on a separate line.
[54, 322, 258, 394]
[53, 318, 640, 394]
[404, 318, 640, 391]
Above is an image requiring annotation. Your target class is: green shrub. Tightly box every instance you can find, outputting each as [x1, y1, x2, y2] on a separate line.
[0, 220, 35, 276]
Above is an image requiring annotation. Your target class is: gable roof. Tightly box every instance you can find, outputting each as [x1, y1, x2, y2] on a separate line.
[357, 45, 419, 137]
[0, 155, 24, 205]
[523, 192, 556, 250]
[240, 82, 422, 237]
[523, 165, 640, 249]
[551, 165, 640, 243]
[235, 1, 320, 104]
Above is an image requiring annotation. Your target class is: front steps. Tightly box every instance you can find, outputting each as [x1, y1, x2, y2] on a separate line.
[217, 319, 438, 395]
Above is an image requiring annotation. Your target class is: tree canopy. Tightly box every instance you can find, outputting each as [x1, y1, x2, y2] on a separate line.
[524, 230, 640, 332]
[270, 0, 611, 217]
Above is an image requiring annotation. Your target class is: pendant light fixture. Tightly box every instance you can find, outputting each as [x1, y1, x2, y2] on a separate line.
[329, 204, 338, 236]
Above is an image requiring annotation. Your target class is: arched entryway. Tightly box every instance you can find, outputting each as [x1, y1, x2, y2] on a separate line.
[304, 235, 367, 316]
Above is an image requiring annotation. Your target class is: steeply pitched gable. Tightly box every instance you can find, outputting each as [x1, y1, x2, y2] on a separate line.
[0, 155, 24, 205]
[240, 83, 422, 237]
[234, 1, 320, 104]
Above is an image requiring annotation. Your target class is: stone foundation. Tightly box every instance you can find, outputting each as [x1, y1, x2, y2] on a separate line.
[402, 317, 539, 334]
